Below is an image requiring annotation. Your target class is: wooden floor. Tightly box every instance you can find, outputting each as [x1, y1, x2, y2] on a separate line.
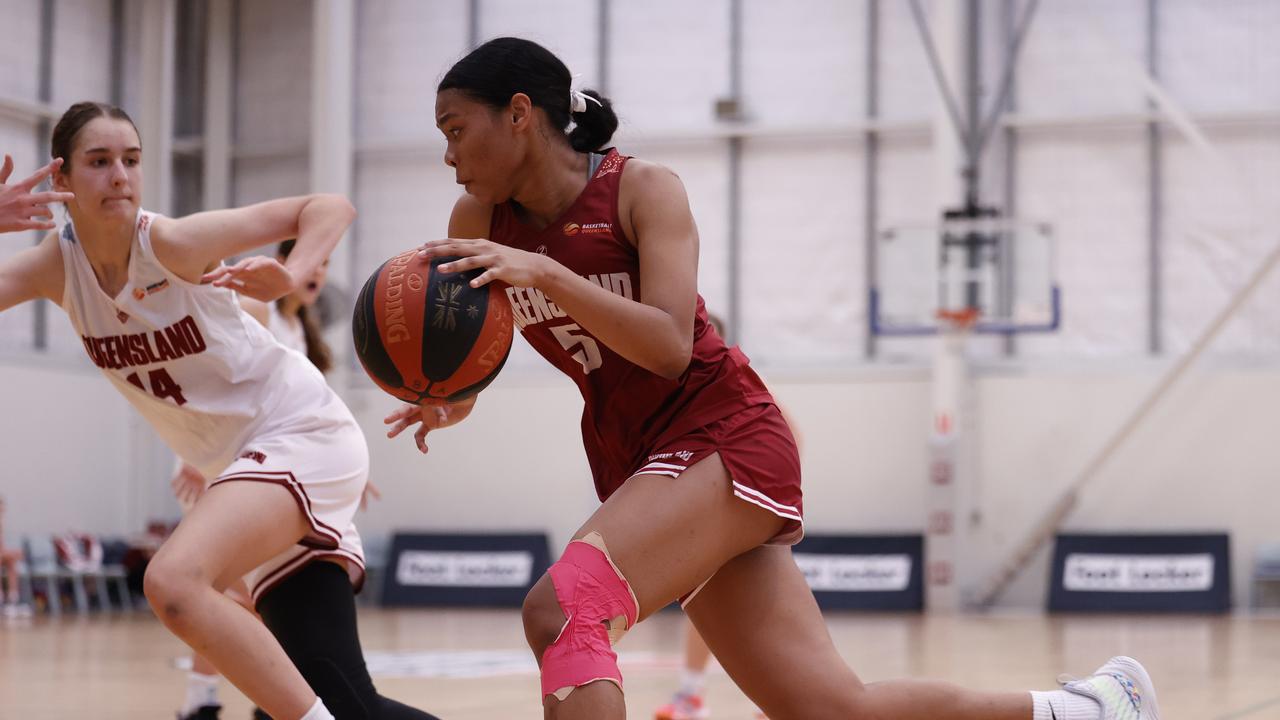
[1, 608, 1277, 719]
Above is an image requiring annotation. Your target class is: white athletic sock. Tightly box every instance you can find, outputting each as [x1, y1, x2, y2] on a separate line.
[181, 672, 220, 714]
[299, 698, 335, 720]
[679, 667, 706, 696]
[1030, 690, 1102, 720]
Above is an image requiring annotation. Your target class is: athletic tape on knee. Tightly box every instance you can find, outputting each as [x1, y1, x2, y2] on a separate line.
[540, 532, 640, 701]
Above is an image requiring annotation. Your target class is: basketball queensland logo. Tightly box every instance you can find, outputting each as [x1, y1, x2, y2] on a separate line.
[565, 221, 612, 236]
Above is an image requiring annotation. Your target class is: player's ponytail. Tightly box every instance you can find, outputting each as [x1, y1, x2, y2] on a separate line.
[439, 37, 618, 152]
[567, 89, 618, 152]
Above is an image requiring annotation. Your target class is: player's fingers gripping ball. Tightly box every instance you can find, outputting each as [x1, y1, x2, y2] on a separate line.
[353, 249, 514, 405]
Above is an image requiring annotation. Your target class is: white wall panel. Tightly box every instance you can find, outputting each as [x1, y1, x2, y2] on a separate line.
[0, 0, 40, 101]
[1161, 0, 1280, 115]
[609, 0, 731, 132]
[356, 0, 469, 143]
[619, 142, 731, 316]
[119, 0, 147, 119]
[478, 0, 601, 91]
[50, 0, 114, 109]
[1163, 128, 1280, 357]
[879, 0, 939, 123]
[740, 137, 864, 366]
[1016, 128, 1147, 357]
[0, 119, 41, 354]
[235, 0, 311, 149]
[1018, 0, 1147, 117]
[352, 155, 457, 278]
[232, 156, 309, 206]
[741, 0, 865, 127]
[872, 134, 936, 362]
[0, 362, 139, 539]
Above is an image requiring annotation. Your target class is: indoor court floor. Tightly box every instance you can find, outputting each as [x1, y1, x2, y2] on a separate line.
[1, 608, 1277, 719]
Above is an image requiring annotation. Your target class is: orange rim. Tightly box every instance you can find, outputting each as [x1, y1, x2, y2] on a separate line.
[935, 307, 981, 328]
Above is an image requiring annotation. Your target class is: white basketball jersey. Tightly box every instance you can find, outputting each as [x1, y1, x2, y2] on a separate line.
[58, 210, 354, 478]
[267, 302, 307, 356]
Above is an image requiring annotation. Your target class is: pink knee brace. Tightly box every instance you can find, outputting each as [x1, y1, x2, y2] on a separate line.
[540, 533, 640, 700]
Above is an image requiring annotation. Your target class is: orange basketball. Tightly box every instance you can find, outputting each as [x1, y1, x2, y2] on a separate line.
[352, 249, 513, 405]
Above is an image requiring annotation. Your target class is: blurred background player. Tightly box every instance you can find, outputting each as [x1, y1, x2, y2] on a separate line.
[0, 496, 33, 618]
[169, 239, 382, 720]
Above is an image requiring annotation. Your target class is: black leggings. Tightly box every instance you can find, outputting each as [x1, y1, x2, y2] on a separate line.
[256, 561, 442, 720]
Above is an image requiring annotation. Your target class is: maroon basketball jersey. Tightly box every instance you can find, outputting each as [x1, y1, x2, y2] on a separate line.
[490, 149, 775, 500]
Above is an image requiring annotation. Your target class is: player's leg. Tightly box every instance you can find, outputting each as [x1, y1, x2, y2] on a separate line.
[178, 654, 222, 720]
[653, 621, 713, 720]
[1, 550, 20, 603]
[682, 623, 713, 673]
[0, 550, 30, 617]
[685, 545, 1155, 720]
[180, 582, 260, 720]
[521, 453, 784, 720]
[256, 559, 444, 720]
[145, 480, 326, 720]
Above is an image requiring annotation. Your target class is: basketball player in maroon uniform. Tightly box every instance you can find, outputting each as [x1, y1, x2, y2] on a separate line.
[385, 37, 1160, 720]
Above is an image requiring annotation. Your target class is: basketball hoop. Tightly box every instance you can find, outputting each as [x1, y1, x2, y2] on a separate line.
[935, 307, 981, 329]
[869, 214, 1059, 337]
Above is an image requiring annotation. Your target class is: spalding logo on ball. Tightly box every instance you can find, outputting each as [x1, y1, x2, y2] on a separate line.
[353, 249, 513, 405]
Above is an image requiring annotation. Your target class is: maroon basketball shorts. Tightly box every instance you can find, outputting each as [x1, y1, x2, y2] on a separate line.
[629, 402, 803, 547]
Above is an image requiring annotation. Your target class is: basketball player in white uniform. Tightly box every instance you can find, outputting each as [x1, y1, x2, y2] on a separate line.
[171, 240, 390, 720]
[0, 102, 440, 720]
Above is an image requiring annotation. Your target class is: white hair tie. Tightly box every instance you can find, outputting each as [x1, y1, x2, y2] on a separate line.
[570, 89, 602, 114]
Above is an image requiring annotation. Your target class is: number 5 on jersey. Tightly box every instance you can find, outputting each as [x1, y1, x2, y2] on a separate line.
[126, 368, 188, 406]
[551, 323, 602, 374]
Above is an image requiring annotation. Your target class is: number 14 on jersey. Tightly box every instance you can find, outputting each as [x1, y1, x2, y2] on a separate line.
[126, 368, 188, 406]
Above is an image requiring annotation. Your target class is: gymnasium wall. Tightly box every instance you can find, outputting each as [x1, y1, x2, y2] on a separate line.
[3, 0, 1280, 609]
[4, 354, 1277, 609]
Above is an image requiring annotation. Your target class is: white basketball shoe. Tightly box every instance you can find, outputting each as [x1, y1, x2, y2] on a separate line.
[1059, 656, 1161, 720]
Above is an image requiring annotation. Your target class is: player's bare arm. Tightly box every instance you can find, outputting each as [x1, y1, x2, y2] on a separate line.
[0, 231, 64, 313]
[422, 162, 698, 380]
[149, 195, 355, 303]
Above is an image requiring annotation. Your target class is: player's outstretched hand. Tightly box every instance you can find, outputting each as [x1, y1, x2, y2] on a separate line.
[202, 255, 296, 302]
[383, 396, 477, 454]
[0, 156, 75, 233]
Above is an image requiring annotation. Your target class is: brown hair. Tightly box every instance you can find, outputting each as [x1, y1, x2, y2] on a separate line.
[276, 239, 333, 374]
[51, 102, 140, 171]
